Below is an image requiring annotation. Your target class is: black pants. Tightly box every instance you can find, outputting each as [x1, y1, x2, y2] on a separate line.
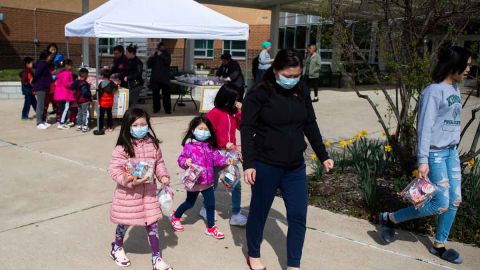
[246, 161, 308, 268]
[306, 77, 319, 98]
[151, 82, 171, 113]
[99, 107, 113, 130]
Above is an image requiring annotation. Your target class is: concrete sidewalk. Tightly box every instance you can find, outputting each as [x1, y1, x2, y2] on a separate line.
[0, 90, 478, 270]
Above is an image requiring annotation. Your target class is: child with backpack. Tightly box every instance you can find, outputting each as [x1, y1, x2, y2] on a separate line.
[20, 57, 37, 120]
[71, 68, 92, 132]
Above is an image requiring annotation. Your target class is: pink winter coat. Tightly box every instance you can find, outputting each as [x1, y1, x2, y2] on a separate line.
[178, 140, 228, 191]
[109, 137, 170, 226]
[206, 108, 242, 149]
[54, 69, 75, 102]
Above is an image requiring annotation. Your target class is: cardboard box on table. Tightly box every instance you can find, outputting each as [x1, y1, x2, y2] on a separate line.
[90, 88, 129, 119]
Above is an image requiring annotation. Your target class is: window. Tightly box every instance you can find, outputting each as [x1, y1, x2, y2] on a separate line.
[194, 40, 214, 59]
[99, 38, 115, 55]
[223, 40, 246, 59]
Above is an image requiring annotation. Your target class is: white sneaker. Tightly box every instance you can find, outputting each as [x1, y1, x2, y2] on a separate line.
[37, 123, 48, 130]
[109, 243, 130, 267]
[199, 206, 218, 222]
[76, 125, 82, 131]
[44, 122, 51, 128]
[57, 124, 70, 130]
[230, 213, 247, 226]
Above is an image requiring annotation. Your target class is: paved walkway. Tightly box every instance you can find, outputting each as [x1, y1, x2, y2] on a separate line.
[0, 89, 478, 270]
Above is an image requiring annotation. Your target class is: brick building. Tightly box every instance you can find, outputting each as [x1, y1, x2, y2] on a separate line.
[0, 0, 271, 72]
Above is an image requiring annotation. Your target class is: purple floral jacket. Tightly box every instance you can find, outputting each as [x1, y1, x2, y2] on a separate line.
[178, 140, 228, 186]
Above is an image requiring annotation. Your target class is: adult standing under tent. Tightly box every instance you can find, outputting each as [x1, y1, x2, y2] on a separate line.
[125, 45, 144, 107]
[216, 53, 245, 102]
[303, 44, 321, 102]
[111, 45, 129, 88]
[148, 42, 172, 114]
[255, 41, 273, 83]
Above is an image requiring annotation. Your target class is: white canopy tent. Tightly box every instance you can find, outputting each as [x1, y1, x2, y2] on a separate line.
[65, 0, 249, 40]
[65, 0, 249, 130]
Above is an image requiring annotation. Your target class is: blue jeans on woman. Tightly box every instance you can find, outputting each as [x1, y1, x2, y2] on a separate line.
[391, 147, 462, 244]
[214, 166, 241, 215]
[246, 161, 308, 268]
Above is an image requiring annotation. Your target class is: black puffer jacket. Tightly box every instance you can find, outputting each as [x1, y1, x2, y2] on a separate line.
[241, 76, 329, 170]
[126, 57, 144, 88]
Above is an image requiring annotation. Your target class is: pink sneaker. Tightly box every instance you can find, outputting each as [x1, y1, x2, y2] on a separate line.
[170, 212, 184, 232]
[205, 225, 225, 239]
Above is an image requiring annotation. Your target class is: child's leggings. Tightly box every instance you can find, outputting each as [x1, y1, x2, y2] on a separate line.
[114, 223, 160, 263]
[174, 187, 215, 228]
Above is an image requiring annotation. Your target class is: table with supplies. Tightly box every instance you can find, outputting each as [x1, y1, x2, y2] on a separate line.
[171, 75, 223, 113]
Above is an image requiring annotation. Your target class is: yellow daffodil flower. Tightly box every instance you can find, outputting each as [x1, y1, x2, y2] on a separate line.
[311, 154, 317, 161]
[348, 139, 354, 145]
[360, 130, 368, 137]
[467, 159, 475, 168]
[354, 133, 361, 140]
[412, 169, 419, 178]
[384, 144, 392, 152]
[339, 140, 348, 148]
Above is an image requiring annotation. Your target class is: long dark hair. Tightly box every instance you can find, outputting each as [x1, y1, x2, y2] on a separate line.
[116, 108, 160, 158]
[39, 50, 52, 61]
[181, 115, 218, 148]
[432, 46, 471, 83]
[46, 43, 58, 52]
[260, 49, 303, 95]
[214, 85, 238, 114]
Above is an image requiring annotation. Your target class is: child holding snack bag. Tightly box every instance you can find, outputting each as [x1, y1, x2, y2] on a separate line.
[108, 108, 172, 270]
[206, 84, 247, 226]
[171, 115, 234, 239]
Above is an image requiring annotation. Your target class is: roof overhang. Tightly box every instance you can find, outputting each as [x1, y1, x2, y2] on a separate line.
[196, 0, 328, 15]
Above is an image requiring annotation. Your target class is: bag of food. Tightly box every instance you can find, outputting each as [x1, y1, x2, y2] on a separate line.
[401, 177, 438, 209]
[157, 186, 174, 213]
[181, 164, 204, 189]
[219, 164, 241, 192]
[127, 160, 155, 182]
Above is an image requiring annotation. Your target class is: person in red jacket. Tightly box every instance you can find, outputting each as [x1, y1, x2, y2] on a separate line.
[206, 85, 247, 226]
[20, 57, 37, 120]
[97, 69, 118, 132]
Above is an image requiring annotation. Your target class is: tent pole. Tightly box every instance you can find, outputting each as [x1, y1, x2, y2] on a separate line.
[244, 40, 249, 93]
[95, 38, 101, 133]
[66, 37, 70, 59]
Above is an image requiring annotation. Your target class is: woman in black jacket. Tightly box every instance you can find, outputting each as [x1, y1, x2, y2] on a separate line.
[241, 49, 334, 270]
[124, 44, 144, 106]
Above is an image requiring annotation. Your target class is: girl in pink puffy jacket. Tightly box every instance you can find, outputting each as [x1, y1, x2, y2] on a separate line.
[54, 59, 75, 129]
[108, 108, 172, 270]
[171, 115, 234, 239]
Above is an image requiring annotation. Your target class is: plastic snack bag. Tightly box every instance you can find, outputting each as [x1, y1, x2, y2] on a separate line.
[219, 164, 241, 192]
[401, 177, 438, 209]
[131, 160, 155, 182]
[157, 186, 174, 213]
[181, 164, 204, 189]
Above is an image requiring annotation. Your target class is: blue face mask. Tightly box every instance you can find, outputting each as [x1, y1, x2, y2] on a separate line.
[193, 129, 211, 141]
[276, 74, 300, 90]
[130, 126, 149, 139]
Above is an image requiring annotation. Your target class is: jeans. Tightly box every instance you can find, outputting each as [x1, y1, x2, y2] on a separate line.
[151, 82, 172, 113]
[174, 187, 216, 228]
[22, 93, 37, 119]
[35, 91, 47, 125]
[392, 147, 462, 244]
[214, 166, 241, 215]
[246, 161, 308, 268]
[99, 106, 113, 130]
[77, 102, 90, 128]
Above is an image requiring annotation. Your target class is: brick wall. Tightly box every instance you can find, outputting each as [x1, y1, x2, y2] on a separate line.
[1, 7, 271, 72]
[0, 7, 94, 69]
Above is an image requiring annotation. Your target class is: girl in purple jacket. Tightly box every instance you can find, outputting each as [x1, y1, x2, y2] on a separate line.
[171, 115, 234, 239]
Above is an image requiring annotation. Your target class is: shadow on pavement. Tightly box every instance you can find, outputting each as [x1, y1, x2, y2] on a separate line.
[123, 220, 179, 255]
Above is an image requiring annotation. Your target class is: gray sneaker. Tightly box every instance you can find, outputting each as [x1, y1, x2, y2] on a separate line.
[230, 213, 247, 226]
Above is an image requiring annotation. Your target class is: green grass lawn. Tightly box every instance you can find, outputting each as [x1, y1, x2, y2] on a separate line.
[0, 69, 22, 81]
